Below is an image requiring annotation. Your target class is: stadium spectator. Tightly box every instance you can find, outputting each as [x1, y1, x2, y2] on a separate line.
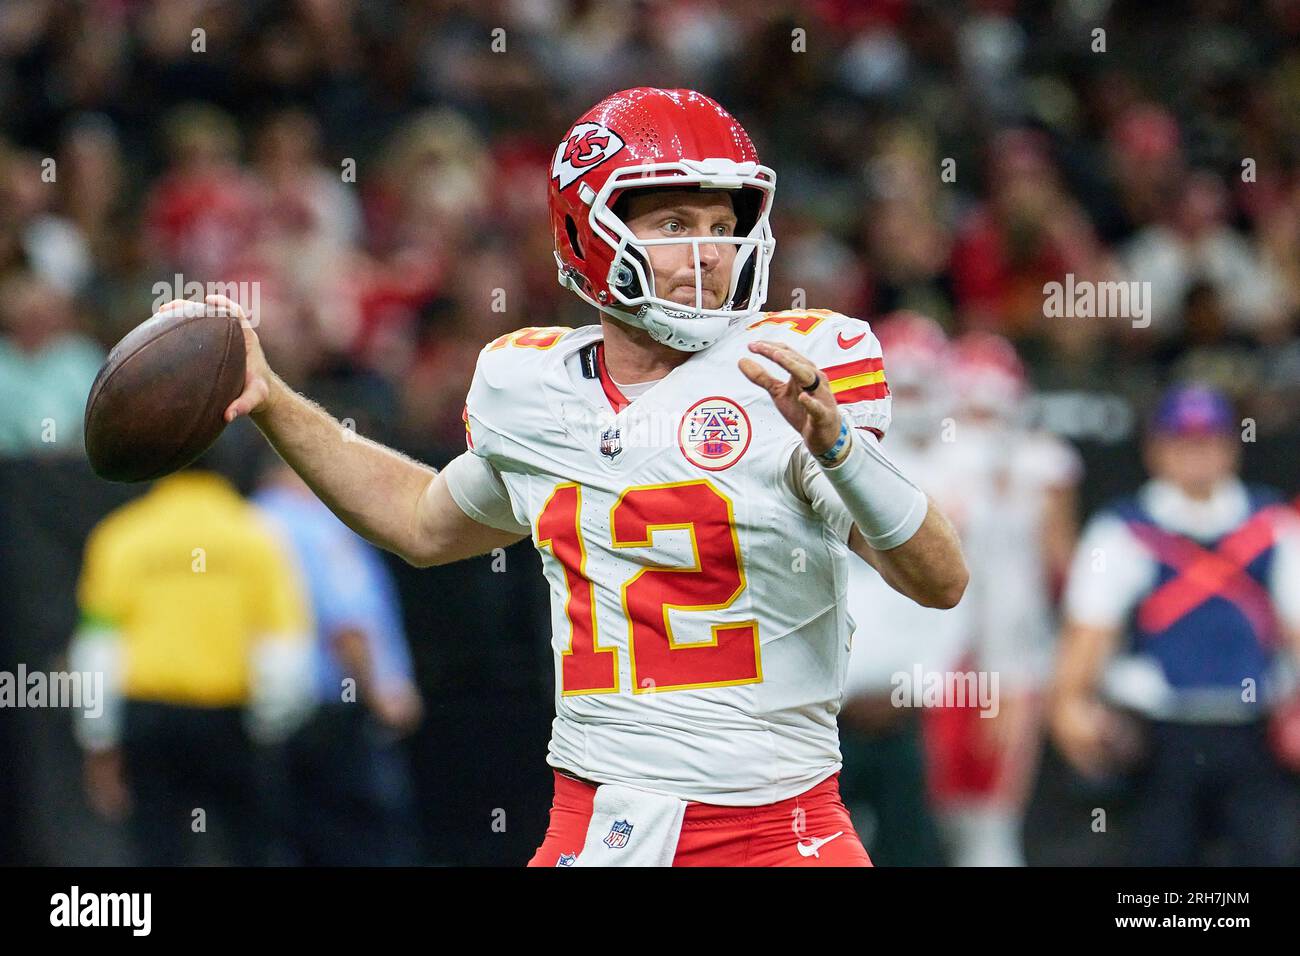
[1123, 170, 1288, 340]
[0, 269, 103, 456]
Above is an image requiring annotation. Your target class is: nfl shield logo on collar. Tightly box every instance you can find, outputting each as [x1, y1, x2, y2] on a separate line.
[556, 852, 578, 866]
[600, 425, 623, 460]
[603, 819, 634, 849]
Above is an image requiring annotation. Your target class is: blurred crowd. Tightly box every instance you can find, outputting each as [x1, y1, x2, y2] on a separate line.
[2, 0, 1300, 461]
[3, 0, 1300, 866]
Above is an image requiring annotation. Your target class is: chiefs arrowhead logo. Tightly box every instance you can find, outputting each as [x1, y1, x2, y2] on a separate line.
[552, 123, 626, 190]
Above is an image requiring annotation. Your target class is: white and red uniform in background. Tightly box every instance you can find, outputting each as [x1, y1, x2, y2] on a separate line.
[923, 331, 1082, 866]
[844, 315, 980, 705]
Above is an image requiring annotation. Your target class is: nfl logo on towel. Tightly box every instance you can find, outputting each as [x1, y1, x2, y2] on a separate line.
[603, 819, 634, 849]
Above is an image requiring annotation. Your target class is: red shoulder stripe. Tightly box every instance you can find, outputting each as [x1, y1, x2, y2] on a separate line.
[821, 355, 884, 381]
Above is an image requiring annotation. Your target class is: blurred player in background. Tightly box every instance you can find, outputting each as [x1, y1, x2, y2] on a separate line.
[68, 445, 314, 866]
[201, 87, 968, 867]
[253, 453, 423, 866]
[1051, 384, 1300, 865]
[922, 331, 1082, 866]
[838, 313, 973, 866]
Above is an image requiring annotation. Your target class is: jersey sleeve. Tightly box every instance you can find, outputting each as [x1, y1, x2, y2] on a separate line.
[756, 310, 894, 536]
[751, 310, 892, 439]
[442, 450, 531, 536]
[462, 325, 574, 464]
[460, 326, 578, 532]
[76, 518, 130, 630]
[1062, 511, 1156, 629]
[784, 443, 855, 543]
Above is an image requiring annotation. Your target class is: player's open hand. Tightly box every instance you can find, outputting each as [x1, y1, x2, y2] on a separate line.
[157, 294, 277, 424]
[739, 340, 842, 455]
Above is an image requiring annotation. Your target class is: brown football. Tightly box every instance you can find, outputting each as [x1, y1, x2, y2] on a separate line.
[84, 304, 246, 482]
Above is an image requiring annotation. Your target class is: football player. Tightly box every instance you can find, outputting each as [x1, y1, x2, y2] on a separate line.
[925, 331, 1082, 866]
[201, 87, 968, 866]
[838, 312, 978, 866]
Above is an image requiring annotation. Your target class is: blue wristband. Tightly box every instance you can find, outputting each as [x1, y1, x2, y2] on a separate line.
[815, 417, 853, 467]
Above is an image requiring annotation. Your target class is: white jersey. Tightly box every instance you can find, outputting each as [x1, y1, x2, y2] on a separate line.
[948, 421, 1082, 688]
[460, 310, 892, 805]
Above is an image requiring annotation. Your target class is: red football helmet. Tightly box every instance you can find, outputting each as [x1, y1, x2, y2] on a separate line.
[873, 311, 950, 388]
[874, 311, 952, 440]
[949, 330, 1028, 417]
[549, 88, 776, 351]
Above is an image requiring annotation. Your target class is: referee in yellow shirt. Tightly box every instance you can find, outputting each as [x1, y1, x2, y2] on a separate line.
[70, 449, 313, 866]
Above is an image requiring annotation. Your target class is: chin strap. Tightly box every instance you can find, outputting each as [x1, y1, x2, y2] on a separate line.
[562, 262, 746, 353]
[599, 301, 736, 352]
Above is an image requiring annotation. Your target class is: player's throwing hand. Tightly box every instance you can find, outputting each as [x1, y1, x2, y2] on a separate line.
[159, 294, 277, 424]
[739, 340, 842, 456]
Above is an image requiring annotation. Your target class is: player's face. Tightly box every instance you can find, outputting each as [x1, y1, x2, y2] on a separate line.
[622, 190, 738, 310]
[1145, 432, 1239, 496]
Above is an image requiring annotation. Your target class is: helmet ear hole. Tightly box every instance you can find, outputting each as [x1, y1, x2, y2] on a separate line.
[618, 247, 651, 297]
[611, 262, 635, 289]
[565, 215, 584, 260]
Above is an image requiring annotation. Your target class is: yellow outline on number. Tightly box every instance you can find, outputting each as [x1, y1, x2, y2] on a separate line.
[487, 326, 575, 351]
[537, 482, 620, 696]
[745, 309, 833, 334]
[609, 478, 763, 695]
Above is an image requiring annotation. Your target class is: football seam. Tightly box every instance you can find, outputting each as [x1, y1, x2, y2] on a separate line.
[149, 315, 240, 480]
[85, 312, 216, 474]
[84, 310, 221, 441]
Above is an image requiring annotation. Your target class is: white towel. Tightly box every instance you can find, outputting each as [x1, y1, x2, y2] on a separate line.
[571, 783, 688, 867]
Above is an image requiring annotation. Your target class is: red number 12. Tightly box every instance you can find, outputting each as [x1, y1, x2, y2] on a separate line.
[537, 480, 762, 696]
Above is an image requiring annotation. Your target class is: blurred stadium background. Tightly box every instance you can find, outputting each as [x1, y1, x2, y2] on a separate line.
[1, 0, 1298, 866]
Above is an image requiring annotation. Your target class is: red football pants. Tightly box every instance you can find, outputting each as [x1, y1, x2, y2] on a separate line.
[528, 770, 872, 866]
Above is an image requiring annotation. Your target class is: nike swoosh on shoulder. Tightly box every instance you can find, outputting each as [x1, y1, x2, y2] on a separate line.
[837, 331, 867, 350]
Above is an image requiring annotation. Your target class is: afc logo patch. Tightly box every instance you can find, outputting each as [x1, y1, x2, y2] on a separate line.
[603, 819, 634, 849]
[552, 123, 626, 190]
[678, 396, 752, 471]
